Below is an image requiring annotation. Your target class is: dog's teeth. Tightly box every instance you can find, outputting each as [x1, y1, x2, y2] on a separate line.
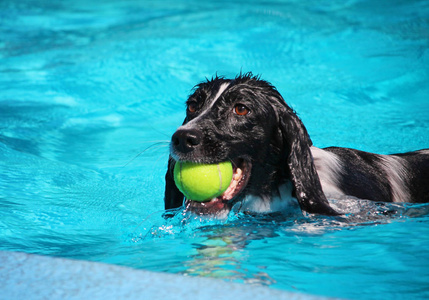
[233, 168, 243, 181]
[220, 167, 244, 200]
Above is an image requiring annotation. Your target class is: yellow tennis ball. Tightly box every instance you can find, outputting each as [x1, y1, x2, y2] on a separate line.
[173, 161, 233, 202]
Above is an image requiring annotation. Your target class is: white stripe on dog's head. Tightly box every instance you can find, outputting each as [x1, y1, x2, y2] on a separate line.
[212, 82, 230, 103]
[181, 82, 230, 130]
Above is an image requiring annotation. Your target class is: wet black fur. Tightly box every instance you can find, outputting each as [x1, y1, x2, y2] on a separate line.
[165, 73, 337, 215]
[164, 73, 429, 215]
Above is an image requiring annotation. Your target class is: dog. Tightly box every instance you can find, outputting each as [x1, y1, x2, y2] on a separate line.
[164, 73, 429, 217]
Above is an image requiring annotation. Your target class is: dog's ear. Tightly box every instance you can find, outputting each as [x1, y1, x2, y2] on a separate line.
[277, 104, 339, 215]
[164, 156, 184, 210]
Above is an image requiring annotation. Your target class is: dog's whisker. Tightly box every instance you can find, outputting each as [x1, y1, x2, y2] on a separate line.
[147, 147, 172, 178]
[147, 125, 173, 139]
[122, 142, 170, 169]
[137, 140, 171, 144]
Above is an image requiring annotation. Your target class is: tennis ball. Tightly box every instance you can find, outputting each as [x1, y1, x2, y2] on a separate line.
[173, 161, 233, 202]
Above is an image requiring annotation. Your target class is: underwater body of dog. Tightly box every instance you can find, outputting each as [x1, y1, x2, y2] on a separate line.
[164, 73, 429, 218]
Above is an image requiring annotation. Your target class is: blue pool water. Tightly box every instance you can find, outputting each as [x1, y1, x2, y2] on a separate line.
[1, 0, 429, 299]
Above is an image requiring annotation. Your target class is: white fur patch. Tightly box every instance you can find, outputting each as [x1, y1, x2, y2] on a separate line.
[212, 82, 230, 103]
[233, 182, 300, 214]
[182, 82, 230, 130]
[377, 155, 410, 202]
[311, 147, 345, 197]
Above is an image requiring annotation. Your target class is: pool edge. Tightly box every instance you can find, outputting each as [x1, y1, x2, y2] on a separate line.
[0, 251, 332, 300]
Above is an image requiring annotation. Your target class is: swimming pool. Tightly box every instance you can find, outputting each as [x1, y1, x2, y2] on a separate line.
[1, 0, 429, 299]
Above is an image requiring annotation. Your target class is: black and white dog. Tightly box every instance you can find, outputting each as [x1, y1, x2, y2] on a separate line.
[165, 73, 429, 216]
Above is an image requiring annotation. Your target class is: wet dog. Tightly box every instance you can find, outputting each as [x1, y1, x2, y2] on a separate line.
[164, 73, 429, 216]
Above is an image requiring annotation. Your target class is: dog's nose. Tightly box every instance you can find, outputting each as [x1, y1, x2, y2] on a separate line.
[172, 128, 202, 153]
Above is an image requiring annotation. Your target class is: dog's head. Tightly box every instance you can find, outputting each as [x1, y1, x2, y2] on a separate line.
[165, 73, 337, 216]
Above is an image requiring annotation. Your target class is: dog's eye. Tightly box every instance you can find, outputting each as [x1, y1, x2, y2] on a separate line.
[234, 104, 250, 116]
[187, 102, 198, 113]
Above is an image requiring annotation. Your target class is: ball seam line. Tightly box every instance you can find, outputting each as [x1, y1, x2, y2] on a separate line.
[217, 163, 222, 195]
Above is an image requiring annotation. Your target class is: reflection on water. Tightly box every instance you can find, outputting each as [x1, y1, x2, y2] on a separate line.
[131, 202, 429, 289]
[184, 222, 279, 285]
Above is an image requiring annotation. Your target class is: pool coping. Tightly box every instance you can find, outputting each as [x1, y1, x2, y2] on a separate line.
[0, 251, 331, 300]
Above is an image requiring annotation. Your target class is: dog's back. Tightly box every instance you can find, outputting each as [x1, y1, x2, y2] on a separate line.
[313, 147, 429, 203]
[392, 149, 429, 203]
